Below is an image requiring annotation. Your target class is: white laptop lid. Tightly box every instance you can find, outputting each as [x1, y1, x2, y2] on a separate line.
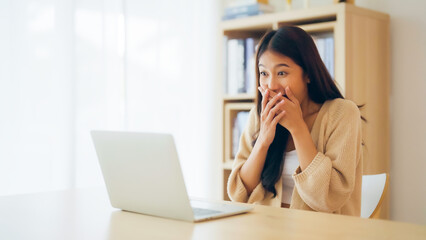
[91, 131, 194, 222]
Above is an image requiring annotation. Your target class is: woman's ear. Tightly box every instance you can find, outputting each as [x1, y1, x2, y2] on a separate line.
[304, 73, 310, 84]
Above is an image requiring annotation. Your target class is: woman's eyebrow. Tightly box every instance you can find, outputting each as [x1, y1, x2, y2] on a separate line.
[275, 63, 290, 68]
[258, 63, 290, 68]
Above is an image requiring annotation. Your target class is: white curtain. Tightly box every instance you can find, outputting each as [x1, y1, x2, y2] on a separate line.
[0, 0, 221, 200]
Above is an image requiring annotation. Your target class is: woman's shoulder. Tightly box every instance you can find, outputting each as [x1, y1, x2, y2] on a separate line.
[323, 98, 361, 123]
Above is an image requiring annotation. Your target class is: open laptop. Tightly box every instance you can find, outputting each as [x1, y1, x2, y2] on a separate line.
[91, 130, 253, 222]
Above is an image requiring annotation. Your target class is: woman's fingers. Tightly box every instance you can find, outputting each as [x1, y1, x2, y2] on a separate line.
[284, 86, 298, 104]
[272, 109, 286, 125]
[260, 88, 286, 129]
[265, 99, 285, 123]
[259, 87, 283, 102]
[265, 89, 285, 102]
[268, 90, 277, 97]
[261, 89, 269, 115]
[264, 92, 282, 115]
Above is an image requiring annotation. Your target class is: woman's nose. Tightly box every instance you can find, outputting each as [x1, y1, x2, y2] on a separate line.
[267, 76, 280, 90]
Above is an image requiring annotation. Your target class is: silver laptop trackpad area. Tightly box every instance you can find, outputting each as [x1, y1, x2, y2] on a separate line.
[190, 200, 251, 219]
[191, 200, 223, 217]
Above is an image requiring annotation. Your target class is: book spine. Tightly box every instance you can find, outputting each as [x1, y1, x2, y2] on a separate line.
[223, 36, 228, 94]
[222, 10, 267, 20]
[227, 39, 246, 95]
[236, 39, 245, 93]
[245, 38, 255, 95]
[316, 37, 326, 67]
[326, 37, 334, 79]
[232, 116, 239, 158]
[227, 39, 238, 95]
[225, 3, 271, 16]
[226, 0, 269, 8]
[232, 111, 250, 158]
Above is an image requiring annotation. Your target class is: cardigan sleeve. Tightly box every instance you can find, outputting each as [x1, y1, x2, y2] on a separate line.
[227, 107, 266, 203]
[292, 100, 363, 212]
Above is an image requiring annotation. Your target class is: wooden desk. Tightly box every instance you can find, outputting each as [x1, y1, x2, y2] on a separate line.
[0, 188, 424, 239]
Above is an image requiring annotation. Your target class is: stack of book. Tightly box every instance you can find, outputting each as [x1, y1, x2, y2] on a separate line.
[225, 37, 260, 95]
[223, 0, 274, 20]
[232, 111, 250, 158]
[312, 33, 335, 79]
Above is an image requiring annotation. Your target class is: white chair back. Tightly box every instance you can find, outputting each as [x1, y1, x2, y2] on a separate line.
[361, 173, 388, 218]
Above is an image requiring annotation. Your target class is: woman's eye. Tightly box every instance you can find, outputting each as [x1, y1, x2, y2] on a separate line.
[260, 71, 267, 76]
[278, 71, 287, 76]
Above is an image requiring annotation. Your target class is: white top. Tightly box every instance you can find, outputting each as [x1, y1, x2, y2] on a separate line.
[281, 150, 299, 204]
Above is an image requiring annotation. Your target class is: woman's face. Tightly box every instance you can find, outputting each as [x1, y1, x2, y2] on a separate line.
[258, 50, 309, 104]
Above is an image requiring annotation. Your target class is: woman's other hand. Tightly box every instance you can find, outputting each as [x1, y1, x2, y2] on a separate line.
[258, 86, 304, 134]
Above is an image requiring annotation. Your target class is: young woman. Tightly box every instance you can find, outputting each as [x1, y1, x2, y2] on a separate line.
[227, 26, 364, 216]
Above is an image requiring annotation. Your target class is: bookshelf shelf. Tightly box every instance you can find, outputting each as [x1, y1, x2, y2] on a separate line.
[223, 160, 234, 170]
[223, 93, 256, 101]
[217, 3, 390, 217]
[220, 14, 274, 31]
[224, 102, 255, 174]
[220, 6, 337, 31]
[296, 21, 336, 33]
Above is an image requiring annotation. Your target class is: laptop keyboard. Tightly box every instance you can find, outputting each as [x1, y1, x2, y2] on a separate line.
[192, 207, 222, 216]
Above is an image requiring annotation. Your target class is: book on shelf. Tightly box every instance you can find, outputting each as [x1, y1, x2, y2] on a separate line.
[325, 37, 334, 79]
[312, 33, 335, 79]
[226, 38, 245, 95]
[225, 0, 269, 8]
[245, 38, 259, 96]
[225, 37, 259, 96]
[222, 3, 274, 20]
[232, 111, 250, 158]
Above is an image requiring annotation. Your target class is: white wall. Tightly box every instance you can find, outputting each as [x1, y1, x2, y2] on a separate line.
[353, 0, 426, 225]
[0, 0, 221, 202]
[0, 0, 75, 194]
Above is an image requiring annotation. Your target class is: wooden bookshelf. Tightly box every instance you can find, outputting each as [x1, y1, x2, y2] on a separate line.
[223, 93, 256, 101]
[223, 102, 255, 168]
[218, 3, 390, 218]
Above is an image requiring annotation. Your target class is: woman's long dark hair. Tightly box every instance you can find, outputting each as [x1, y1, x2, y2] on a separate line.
[254, 26, 365, 197]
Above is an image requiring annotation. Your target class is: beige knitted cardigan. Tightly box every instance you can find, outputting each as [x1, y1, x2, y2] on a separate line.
[227, 98, 363, 216]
